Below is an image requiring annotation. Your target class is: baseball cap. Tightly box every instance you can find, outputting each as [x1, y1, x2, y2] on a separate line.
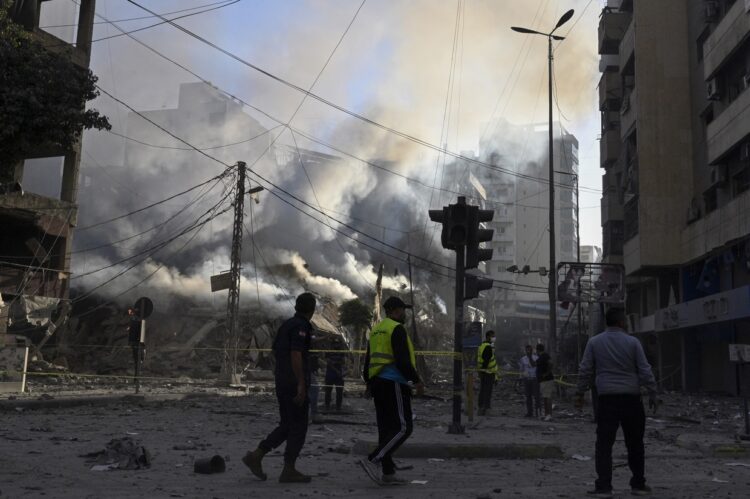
[383, 296, 412, 311]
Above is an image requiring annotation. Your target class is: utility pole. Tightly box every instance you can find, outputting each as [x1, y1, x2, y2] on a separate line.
[511, 8, 574, 360]
[224, 161, 246, 384]
[574, 173, 582, 368]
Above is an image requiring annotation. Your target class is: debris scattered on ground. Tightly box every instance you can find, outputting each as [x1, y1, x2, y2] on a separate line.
[81, 437, 151, 471]
[571, 454, 591, 461]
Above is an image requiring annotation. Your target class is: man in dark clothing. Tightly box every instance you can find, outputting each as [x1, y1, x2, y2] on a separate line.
[575, 308, 657, 498]
[243, 292, 316, 483]
[477, 330, 497, 416]
[324, 337, 346, 411]
[126, 308, 143, 370]
[359, 296, 423, 485]
[536, 343, 554, 421]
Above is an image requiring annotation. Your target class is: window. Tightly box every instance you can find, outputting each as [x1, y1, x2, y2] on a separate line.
[704, 187, 718, 213]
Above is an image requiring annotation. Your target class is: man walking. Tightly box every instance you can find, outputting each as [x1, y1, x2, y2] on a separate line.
[536, 344, 554, 421]
[519, 345, 540, 417]
[575, 307, 657, 497]
[359, 296, 423, 485]
[243, 292, 317, 483]
[477, 330, 497, 416]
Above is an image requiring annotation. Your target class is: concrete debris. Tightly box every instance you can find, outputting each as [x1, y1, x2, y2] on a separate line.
[82, 436, 151, 470]
[570, 454, 591, 461]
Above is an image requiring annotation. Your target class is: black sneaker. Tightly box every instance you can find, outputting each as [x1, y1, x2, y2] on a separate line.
[586, 489, 613, 498]
[631, 485, 652, 496]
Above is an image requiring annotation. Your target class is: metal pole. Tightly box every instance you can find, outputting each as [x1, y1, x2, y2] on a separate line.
[575, 174, 582, 368]
[450, 243, 466, 434]
[547, 36, 557, 356]
[225, 161, 246, 383]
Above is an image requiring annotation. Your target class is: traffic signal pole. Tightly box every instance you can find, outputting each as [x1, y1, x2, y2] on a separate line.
[450, 244, 466, 434]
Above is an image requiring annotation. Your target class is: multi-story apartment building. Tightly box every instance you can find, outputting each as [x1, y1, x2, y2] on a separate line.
[598, 0, 750, 393]
[0, 1, 97, 342]
[475, 122, 579, 346]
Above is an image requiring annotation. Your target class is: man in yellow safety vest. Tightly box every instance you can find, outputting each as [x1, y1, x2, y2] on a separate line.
[477, 330, 497, 416]
[359, 296, 424, 485]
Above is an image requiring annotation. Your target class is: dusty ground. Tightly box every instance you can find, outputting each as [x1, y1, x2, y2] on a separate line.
[1, 378, 750, 499]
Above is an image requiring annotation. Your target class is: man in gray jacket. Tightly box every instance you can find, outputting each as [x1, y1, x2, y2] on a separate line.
[575, 308, 657, 498]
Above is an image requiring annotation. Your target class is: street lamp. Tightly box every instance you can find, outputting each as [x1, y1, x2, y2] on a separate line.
[511, 8, 574, 357]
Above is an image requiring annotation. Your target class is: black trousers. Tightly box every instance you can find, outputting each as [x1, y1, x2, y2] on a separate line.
[524, 378, 541, 416]
[260, 383, 309, 464]
[595, 394, 646, 490]
[324, 371, 344, 409]
[367, 377, 413, 475]
[478, 373, 494, 410]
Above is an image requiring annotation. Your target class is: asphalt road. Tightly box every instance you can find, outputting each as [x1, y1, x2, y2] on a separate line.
[1, 384, 749, 498]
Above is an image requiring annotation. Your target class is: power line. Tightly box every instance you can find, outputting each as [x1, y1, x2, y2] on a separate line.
[104, 125, 281, 151]
[76, 165, 233, 231]
[46, 0, 237, 28]
[96, 86, 548, 294]
[123, 0, 600, 192]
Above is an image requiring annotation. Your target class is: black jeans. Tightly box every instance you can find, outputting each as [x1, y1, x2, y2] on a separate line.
[367, 377, 413, 475]
[595, 394, 646, 491]
[478, 373, 494, 410]
[523, 378, 540, 416]
[260, 383, 309, 464]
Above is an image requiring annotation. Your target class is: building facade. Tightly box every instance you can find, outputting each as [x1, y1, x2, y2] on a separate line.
[598, 0, 750, 393]
[0, 0, 97, 343]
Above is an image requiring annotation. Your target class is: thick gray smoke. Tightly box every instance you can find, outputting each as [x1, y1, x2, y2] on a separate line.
[31, 1, 600, 316]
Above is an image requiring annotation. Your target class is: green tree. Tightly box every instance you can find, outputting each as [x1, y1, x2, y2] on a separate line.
[338, 298, 373, 333]
[0, 0, 110, 182]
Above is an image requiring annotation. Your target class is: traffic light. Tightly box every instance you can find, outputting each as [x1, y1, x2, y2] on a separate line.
[465, 206, 494, 269]
[429, 199, 470, 250]
[464, 274, 494, 300]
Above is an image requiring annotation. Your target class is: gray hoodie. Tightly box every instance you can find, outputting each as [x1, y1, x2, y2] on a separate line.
[577, 327, 657, 396]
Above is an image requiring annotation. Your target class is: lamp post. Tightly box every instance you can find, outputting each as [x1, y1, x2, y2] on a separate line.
[511, 8, 574, 357]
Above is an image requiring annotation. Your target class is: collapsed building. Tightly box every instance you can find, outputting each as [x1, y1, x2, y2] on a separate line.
[1, 1, 97, 390]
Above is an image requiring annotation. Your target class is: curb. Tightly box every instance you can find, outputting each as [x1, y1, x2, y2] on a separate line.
[0, 392, 231, 412]
[350, 440, 564, 459]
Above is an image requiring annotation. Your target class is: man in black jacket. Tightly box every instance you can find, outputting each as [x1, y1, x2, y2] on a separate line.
[243, 293, 316, 483]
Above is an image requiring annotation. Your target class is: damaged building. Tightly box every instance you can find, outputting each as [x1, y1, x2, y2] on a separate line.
[1, 1, 97, 354]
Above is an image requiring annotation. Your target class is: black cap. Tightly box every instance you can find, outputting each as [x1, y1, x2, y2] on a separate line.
[383, 296, 412, 311]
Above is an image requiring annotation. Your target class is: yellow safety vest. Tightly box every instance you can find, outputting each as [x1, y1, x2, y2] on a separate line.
[477, 341, 497, 374]
[368, 318, 416, 379]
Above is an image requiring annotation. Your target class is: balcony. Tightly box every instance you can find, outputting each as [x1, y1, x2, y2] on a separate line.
[706, 81, 750, 164]
[599, 71, 621, 111]
[623, 195, 639, 242]
[600, 126, 621, 168]
[704, 0, 749, 79]
[619, 20, 635, 69]
[601, 192, 624, 225]
[598, 8, 631, 55]
[620, 87, 637, 138]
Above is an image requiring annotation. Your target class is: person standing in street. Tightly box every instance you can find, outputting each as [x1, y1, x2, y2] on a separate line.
[575, 307, 657, 498]
[477, 330, 497, 416]
[519, 344, 540, 417]
[536, 343, 554, 421]
[324, 336, 346, 411]
[243, 292, 316, 483]
[359, 296, 423, 485]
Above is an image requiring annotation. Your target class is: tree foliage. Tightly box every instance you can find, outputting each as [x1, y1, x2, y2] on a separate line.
[0, 0, 110, 181]
[338, 298, 373, 332]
